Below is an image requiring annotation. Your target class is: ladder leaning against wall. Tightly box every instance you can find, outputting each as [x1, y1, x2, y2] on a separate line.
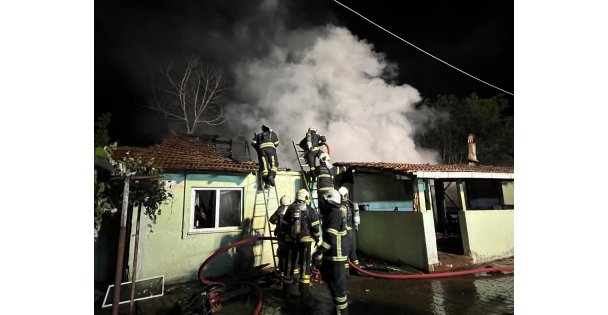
[291, 141, 319, 212]
[250, 172, 280, 271]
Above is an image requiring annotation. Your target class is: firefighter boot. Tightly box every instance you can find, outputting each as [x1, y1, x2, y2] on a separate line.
[268, 173, 276, 187]
[300, 283, 314, 308]
[306, 170, 315, 183]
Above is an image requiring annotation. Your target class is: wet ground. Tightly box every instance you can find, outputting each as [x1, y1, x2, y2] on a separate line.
[95, 258, 513, 315]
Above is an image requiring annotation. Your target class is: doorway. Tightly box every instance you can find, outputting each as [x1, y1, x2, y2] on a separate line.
[431, 180, 464, 255]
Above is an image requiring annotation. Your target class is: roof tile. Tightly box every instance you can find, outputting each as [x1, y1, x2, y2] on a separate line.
[334, 161, 513, 174]
[112, 134, 258, 173]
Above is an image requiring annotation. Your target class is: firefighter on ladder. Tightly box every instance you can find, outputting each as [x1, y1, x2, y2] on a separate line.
[280, 189, 321, 308]
[299, 127, 326, 181]
[252, 125, 280, 189]
[313, 188, 349, 315]
[316, 152, 346, 210]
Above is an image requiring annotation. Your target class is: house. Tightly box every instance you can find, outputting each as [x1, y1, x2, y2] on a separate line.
[333, 162, 514, 272]
[105, 134, 303, 285]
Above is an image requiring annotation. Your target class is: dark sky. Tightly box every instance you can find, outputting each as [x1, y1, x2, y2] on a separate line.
[95, 0, 513, 146]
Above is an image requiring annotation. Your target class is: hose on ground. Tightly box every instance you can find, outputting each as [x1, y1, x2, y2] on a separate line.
[198, 236, 275, 315]
[198, 236, 514, 314]
[348, 260, 514, 279]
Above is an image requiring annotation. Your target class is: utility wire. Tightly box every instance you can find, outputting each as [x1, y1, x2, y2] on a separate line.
[333, 0, 514, 96]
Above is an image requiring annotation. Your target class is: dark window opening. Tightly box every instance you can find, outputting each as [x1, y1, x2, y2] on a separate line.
[193, 189, 242, 230]
[466, 179, 513, 210]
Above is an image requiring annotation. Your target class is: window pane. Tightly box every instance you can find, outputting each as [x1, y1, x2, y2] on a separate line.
[466, 179, 502, 210]
[218, 190, 241, 227]
[194, 190, 216, 229]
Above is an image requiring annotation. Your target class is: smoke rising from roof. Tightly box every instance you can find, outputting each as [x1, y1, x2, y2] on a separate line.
[97, 0, 440, 165]
[224, 25, 439, 167]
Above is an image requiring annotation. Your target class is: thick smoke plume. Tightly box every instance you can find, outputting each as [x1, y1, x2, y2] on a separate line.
[99, 0, 440, 166]
[226, 25, 439, 167]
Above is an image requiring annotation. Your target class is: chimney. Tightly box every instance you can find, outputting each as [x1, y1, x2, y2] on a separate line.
[467, 133, 478, 165]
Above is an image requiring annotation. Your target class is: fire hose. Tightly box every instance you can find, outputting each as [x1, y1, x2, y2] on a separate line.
[321, 142, 331, 156]
[198, 236, 275, 315]
[348, 260, 513, 279]
[198, 236, 514, 315]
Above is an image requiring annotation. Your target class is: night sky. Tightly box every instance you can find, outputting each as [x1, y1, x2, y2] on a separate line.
[95, 0, 513, 146]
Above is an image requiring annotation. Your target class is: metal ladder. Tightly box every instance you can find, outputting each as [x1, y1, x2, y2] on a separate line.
[251, 172, 280, 271]
[291, 141, 319, 212]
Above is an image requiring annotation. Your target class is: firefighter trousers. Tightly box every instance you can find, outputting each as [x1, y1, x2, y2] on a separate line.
[258, 147, 278, 186]
[320, 260, 348, 314]
[281, 242, 297, 286]
[296, 241, 314, 302]
[343, 230, 359, 269]
[305, 149, 322, 171]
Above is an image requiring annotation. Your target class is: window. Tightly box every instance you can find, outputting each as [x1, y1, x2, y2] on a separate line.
[466, 179, 514, 210]
[191, 188, 243, 232]
[353, 173, 414, 211]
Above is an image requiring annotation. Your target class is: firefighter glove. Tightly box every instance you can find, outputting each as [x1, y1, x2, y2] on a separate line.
[312, 251, 323, 262]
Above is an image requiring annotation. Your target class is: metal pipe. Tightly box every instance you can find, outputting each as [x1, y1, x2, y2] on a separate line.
[129, 203, 142, 315]
[112, 178, 130, 315]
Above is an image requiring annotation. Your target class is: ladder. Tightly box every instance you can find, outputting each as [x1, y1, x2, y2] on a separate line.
[251, 172, 280, 271]
[291, 141, 319, 212]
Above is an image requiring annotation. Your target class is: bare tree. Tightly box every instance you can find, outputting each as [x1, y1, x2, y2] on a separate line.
[148, 58, 226, 134]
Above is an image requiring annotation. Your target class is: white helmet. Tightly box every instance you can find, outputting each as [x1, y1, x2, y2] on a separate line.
[338, 187, 349, 199]
[280, 195, 292, 206]
[308, 127, 317, 132]
[323, 188, 341, 204]
[319, 152, 330, 163]
[296, 189, 310, 202]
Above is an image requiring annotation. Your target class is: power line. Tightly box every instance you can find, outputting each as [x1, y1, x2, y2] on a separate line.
[332, 0, 514, 96]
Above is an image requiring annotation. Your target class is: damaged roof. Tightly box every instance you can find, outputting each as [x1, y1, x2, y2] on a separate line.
[334, 162, 513, 179]
[112, 134, 258, 173]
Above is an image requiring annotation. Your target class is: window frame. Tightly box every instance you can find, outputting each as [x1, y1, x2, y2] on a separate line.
[189, 187, 243, 234]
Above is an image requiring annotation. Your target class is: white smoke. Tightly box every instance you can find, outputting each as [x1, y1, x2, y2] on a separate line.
[226, 25, 439, 168]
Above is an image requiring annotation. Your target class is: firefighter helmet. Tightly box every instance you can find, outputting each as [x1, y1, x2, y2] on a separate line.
[323, 188, 341, 205]
[308, 127, 317, 132]
[296, 189, 310, 202]
[262, 125, 270, 132]
[338, 186, 349, 199]
[280, 195, 292, 206]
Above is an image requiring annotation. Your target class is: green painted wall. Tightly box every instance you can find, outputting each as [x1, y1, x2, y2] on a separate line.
[357, 211, 429, 270]
[502, 181, 514, 206]
[127, 171, 302, 285]
[459, 210, 514, 263]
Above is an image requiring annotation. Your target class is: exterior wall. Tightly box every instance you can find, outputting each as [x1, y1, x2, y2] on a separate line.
[417, 179, 439, 267]
[357, 211, 431, 270]
[127, 171, 301, 285]
[459, 210, 514, 263]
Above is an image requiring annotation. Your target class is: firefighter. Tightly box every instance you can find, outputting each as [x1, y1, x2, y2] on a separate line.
[281, 189, 321, 307]
[338, 186, 361, 273]
[251, 125, 280, 189]
[316, 153, 346, 210]
[298, 127, 326, 180]
[313, 188, 349, 315]
[270, 195, 292, 280]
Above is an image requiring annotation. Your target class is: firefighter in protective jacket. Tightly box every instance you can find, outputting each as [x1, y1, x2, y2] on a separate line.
[316, 153, 346, 210]
[280, 189, 321, 306]
[312, 188, 349, 315]
[252, 125, 280, 188]
[339, 186, 360, 273]
[270, 195, 292, 281]
[299, 127, 326, 179]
